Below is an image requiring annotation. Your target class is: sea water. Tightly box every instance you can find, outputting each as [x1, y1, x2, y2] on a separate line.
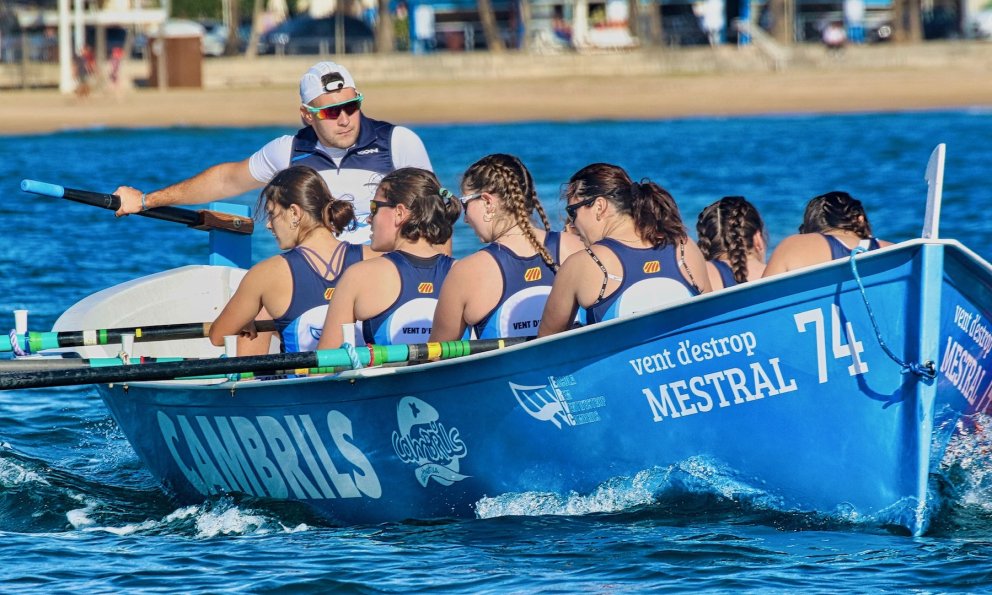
[0, 110, 991, 591]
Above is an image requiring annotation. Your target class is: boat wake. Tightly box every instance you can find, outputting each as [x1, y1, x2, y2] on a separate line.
[931, 412, 992, 536]
[473, 454, 973, 535]
[0, 443, 310, 538]
[3, 420, 991, 538]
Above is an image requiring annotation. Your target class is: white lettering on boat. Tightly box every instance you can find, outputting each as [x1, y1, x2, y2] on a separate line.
[940, 336, 987, 405]
[628, 332, 757, 376]
[954, 305, 992, 359]
[641, 357, 798, 422]
[392, 397, 470, 487]
[156, 410, 381, 500]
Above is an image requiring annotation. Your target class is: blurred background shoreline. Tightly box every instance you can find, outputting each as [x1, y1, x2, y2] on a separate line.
[1, 41, 991, 135]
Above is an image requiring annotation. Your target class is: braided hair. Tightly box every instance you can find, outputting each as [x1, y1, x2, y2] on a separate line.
[696, 196, 765, 284]
[461, 153, 556, 269]
[799, 191, 873, 238]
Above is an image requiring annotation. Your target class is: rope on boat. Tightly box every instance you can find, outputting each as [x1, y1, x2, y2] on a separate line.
[8, 330, 26, 357]
[848, 247, 936, 380]
[341, 343, 364, 369]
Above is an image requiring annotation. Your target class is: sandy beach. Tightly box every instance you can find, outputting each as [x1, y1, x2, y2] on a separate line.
[1, 45, 991, 134]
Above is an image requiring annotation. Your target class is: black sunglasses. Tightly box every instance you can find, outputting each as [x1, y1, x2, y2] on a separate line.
[565, 196, 598, 222]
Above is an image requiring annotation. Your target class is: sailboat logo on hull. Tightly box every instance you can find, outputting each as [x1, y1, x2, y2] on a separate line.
[509, 375, 606, 429]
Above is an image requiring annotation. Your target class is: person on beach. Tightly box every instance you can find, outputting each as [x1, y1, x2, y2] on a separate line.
[317, 167, 461, 349]
[695, 196, 767, 289]
[763, 190, 892, 277]
[537, 163, 711, 337]
[112, 61, 432, 245]
[429, 154, 584, 342]
[208, 166, 371, 353]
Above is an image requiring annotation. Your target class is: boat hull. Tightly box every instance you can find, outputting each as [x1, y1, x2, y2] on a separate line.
[94, 240, 992, 534]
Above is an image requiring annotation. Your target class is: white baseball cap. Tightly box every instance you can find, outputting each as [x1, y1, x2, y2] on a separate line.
[299, 61, 357, 104]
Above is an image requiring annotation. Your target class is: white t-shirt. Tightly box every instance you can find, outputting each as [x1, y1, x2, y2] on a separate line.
[248, 125, 432, 244]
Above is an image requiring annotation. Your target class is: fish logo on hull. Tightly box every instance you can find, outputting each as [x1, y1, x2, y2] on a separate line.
[392, 397, 469, 487]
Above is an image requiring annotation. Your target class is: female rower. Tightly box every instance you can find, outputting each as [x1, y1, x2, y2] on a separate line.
[209, 165, 370, 353]
[317, 167, 461, 348]
[429, 154, 584, 341]
[537, 163, 711, 337]
[696, 196, 767, 289]
[763, 190, 893, 277]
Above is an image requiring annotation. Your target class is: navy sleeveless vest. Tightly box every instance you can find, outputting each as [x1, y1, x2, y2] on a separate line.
[362, 251, 454, 345]
[712, 259, 738, 288]
[822, 234, 881, 260]
[585, 239, 699, 324]
[274, 243, 364, 352]
[473, 231, 562, 339]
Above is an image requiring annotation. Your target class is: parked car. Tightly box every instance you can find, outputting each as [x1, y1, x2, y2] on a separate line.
[972, 10, 992, 40]
[198, 20, 251, 56]
[258, 14, 375, 55]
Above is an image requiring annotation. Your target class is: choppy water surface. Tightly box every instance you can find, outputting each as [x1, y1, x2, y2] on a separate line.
[1, 110, 991, 592]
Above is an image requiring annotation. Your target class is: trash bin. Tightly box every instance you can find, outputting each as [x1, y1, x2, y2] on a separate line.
[149, 20, 204, 88]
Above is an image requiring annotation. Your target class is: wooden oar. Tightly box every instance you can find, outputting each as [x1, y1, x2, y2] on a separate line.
[4, 320, 277, 353]
[0, 337, 528, 390]
[20, 179, 254, 235]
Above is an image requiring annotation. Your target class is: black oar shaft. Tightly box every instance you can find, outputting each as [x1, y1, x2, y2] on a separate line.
[20, 180, 254, 235]
[0, 337, 529, 390]
[0, 352, 319, 389]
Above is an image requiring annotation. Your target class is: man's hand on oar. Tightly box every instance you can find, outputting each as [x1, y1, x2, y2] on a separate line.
[112, 185, 148, 217]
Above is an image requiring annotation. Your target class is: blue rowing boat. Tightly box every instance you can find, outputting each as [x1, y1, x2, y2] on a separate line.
[39, 145, 992, 535]
[71, 234, 986, 536]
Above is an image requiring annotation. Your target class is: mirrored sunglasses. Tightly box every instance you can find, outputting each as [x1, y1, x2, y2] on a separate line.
[303, 93, 364, 120]
[369, 199, 396, 218]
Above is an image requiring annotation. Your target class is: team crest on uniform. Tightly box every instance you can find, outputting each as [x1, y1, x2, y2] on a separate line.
[523, 267, 543, 282]
[643, 260, 661, 274]
[417, 282, 434, 294]
[324, 288, 335, 300]
[391, 397, 469, 487]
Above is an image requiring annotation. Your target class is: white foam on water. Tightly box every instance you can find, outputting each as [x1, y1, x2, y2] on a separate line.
[475, 456, 780, 519]
[941, 413, 992, 511]
[64, 499, 310, 537]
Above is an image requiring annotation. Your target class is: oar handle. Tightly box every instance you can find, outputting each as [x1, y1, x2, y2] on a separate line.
[20, 180, 254, 236]
[3, 319, 279, 353]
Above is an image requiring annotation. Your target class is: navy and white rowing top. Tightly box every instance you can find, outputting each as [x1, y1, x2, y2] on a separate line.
[822, 234, 881, 260]
[248, 114, 433, 245]
[273, 243, 364, 352]
[585, 239, 699, 324]
[472, 232, 562, 339]
[362, 251, 455, 345]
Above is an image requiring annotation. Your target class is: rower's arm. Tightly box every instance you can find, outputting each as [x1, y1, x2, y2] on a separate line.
[114, 159, 263, 216]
